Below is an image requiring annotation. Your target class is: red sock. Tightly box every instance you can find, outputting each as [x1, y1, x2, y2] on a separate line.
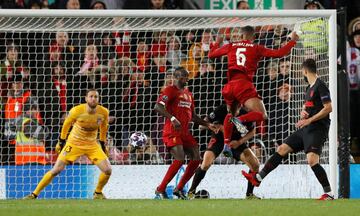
[223, 114, 233, 145]
[176, 160, 201, 191]
[238, 111, 264, 123]
[157, 160, 183, 192]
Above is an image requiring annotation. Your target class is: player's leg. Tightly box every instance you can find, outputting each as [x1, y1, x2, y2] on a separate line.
[25, 144, 81, 199]
[240, 97, 268, 123]
[174, 145, 201, 199]
[239, 147, 260, 199]
[93, 150, 112, 199]
[188, 150, 216, 195]
[307, 152, 333, 200]
[304, 128, 333, 200]
[156, 143, 185, 197]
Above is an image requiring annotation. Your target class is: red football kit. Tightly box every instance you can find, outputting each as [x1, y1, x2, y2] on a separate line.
[157, 85, 197, 148]
[208, 39, 296, 106]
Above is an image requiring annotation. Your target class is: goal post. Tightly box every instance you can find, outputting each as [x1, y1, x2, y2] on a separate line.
[0, 9, 338, 199]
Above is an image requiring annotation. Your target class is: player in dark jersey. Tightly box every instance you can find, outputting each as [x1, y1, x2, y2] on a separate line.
[187, 104, 260, 199]
[154, 67, 215, 199]
[208, 26, 299, 156]
[242, 59, 334, 200]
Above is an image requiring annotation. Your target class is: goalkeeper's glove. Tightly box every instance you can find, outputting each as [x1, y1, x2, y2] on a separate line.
[55, 138, 66, 154]
[99, 141, 109, 156]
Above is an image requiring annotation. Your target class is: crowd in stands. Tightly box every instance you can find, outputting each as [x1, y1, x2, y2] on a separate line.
[0, 0, 359, 164]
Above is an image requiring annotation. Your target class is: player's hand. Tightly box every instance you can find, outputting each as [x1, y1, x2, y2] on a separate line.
[171, 116, 182, 131]
[289, 31, 299, 41]
[300, 110, 309, 119]
[99, 141, 109, 156]
[55, 139, 66, 154]
[296, 118, 312, 128]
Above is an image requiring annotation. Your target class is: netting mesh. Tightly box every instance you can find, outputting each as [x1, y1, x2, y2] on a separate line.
[0, 14, 330, 198]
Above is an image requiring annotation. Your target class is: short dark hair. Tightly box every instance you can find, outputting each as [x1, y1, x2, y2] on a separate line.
[174, 67, 189, 78]
[86, 88, 99, 96]
[240, 26, 255, 36]
[302, 58, 317, 73]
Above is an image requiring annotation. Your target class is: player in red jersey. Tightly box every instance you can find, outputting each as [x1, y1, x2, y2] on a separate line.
[208, 26, 299, 156]
[154, 67, 215, 199]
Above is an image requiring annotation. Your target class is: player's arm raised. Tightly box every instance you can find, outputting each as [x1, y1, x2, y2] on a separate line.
[208, 33, 230, 59]
[259, 31, 299, 58]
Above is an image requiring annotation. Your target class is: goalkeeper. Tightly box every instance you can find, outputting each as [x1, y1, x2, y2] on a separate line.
[25, 89, 111, 199]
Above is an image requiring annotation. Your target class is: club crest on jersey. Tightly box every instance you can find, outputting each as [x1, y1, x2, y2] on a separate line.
[97, 117, 103, 125]
[209, 112, 216, 120]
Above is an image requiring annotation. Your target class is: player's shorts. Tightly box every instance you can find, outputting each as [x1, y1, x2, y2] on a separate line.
[206, 136, 248, 161]
[222, 79, 261, 106]
[57, 142, 108, 165]
[163, 133, 198, 149]
[284, 125, 329, 155]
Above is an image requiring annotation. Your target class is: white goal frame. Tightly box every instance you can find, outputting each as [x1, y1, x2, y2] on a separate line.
[0, 9, 338, 198]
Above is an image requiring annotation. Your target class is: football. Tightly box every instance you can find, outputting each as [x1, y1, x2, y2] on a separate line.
[129, 132, 148, 149]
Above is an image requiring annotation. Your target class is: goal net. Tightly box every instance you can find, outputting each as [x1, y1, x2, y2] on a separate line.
[0, 10, 337, 199]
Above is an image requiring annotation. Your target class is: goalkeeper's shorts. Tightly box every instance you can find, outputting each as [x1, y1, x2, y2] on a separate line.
[57, 142, 108, 165]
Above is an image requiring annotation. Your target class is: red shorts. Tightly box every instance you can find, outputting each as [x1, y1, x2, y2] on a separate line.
[222, 79, 260, 106]
[163, 133, 198, 149]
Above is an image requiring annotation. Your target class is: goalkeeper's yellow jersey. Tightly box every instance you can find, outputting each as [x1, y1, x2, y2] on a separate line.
[60, 104, 109, 149]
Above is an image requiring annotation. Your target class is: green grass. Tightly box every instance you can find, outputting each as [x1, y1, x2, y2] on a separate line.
[0, 199, 359, 216]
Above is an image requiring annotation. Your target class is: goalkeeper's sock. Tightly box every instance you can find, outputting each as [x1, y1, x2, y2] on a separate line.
[189, 167, 207, 192]
[311, 163, 332, 193]
[33, 171, 55, 196]
[223, 114, 234, 145]
[95, 172, 111, 193]
[157, 159, 183, 192]
[238, 111, 264, 123]
[246, 169, 256, 196]
[176, 160, 201, 191]
[258, 152, 283, 181]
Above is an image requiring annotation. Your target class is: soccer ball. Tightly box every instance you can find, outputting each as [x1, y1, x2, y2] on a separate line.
[129, 132, 148, 149]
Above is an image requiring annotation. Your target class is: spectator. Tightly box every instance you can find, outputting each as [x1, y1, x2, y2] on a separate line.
[98, 33, 116, 66]
[15, 103, 48, 165]
[150, 0, 166, 9]
[181, 31, 196, 56]
[151, 31, 167, 57]
[200, 29, 214, 56]
[347, 30, 360, 148]
[166, 35, 186, 68]
[181, 43, 203, 79]
[90, 0, 107, 9]
[278, 58, 291, 83]
[2, 73, 41, 165]
[66, 0, 80, 9]
[0, 42, 19, 103]
[304, 0, 322, 9]
[136, 41, 150, 72]
[114, 30, 131, 58]
[78, 44, 100, 80]
[237, 0, 250, 10]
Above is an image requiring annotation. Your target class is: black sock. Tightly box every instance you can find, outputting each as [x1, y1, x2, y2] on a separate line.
[189, 167, 207, 192]
[311, 163, 331, 193]
[258, 152, 283, 180]
[246, 169, 255, 196]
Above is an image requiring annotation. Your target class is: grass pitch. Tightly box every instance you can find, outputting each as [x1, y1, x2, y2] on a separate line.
[0, 199, 359, 216]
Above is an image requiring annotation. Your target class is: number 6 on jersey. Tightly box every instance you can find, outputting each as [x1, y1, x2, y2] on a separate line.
[236, 48, 246, 66]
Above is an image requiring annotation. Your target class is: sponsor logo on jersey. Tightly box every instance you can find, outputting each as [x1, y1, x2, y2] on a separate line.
[178, 101, 192, 108]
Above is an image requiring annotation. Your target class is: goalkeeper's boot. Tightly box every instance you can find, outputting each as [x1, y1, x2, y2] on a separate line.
[222, 144, 233, 158]
[230, 117, 248, 136]
[155, 189, 169, 200]
[245, 193, 261, 200]
[242, 170, 261, 187]
[173, 188, 188, 200]
[23, 193, 38, 200]
[187, 190, 195, 200]
[93, 192, 107, 199]
[318, 194, 334, 200]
